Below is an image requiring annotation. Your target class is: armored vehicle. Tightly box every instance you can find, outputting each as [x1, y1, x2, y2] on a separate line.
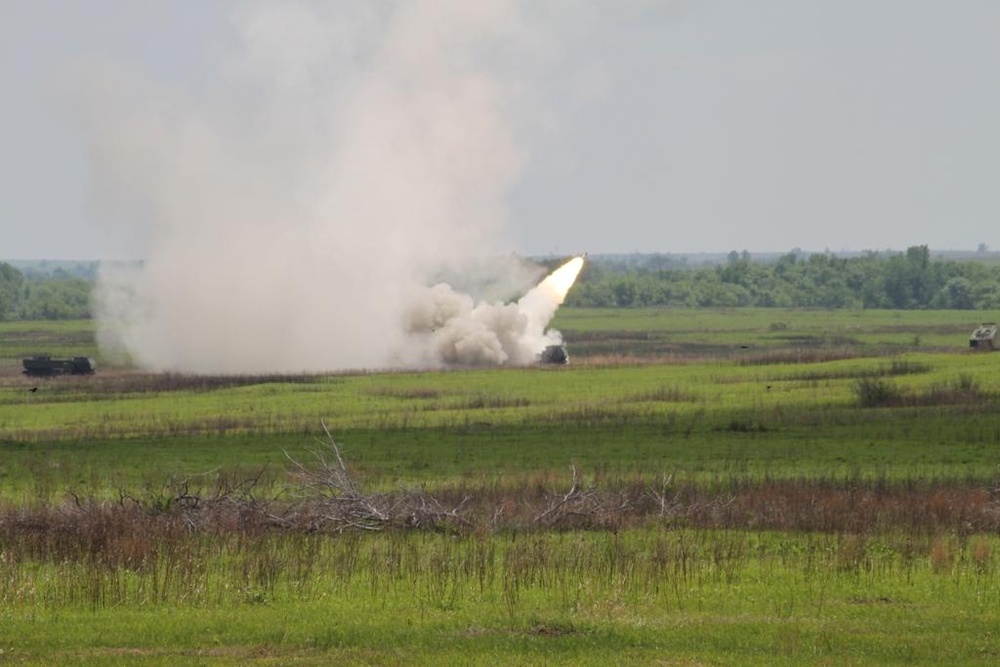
[22, 356, 96, 377]
[539, 344, 569, 365]
[969, 323, 998, 350]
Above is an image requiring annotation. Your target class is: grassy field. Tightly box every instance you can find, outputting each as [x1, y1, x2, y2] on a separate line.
[0, 318, 96, 363]
[556, 307, 984, 358]
[1, 309, 999, 664]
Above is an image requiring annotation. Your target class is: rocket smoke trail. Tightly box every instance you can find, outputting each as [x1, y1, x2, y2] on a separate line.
[84, 3, 595, 373]
[401, 256, 584, 367]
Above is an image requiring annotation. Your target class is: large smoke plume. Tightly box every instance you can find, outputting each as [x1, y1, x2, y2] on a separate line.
[81, 2, 589, 373]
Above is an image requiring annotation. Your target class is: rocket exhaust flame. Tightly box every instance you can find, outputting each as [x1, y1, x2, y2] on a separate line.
[401, 255, 585, 368]
[519, 256, 584, 309]
[513, 255, 585, 352]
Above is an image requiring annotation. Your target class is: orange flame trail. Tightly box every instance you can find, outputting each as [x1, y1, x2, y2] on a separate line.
[536, 256, 585, 304]
[515, 256, 586, 351]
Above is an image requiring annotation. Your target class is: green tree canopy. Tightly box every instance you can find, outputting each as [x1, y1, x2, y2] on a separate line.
[567, 246, 1000, 310]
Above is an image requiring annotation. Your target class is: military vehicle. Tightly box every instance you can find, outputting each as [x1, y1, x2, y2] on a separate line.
[539, 344, 569, 365]
[22, 356, 96, 377]
[969, 323, 998, 350]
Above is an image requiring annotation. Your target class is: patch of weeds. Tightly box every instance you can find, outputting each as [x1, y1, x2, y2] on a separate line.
[460, 395, 531, 409]
[719, 419, 769, 433]
[883, 360, 931, 376]
[739, 349, 868, 366]
[922, 374, 987, 405]
[854, 378, 903, 407]
[523, 619, 579, 637]
[368, 387, 443, 400]
[788, 360, 932, 383]
[626, 386, 695, 403]
[854, 373, 990, 408]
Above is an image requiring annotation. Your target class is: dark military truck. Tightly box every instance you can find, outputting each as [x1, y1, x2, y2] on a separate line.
[22, 356, 96, 377]
[538, 344, 569, 365]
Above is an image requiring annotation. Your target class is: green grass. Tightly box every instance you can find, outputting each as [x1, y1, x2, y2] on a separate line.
[0, 318, 98, 367]
[2, 310, 1000, 664]
[2, 530, 998, 664]
[3, 351, 1000, 498]
[553, 307, 992, 357]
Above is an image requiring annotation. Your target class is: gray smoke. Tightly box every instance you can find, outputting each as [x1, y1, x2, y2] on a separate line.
[80, 2, 591, 373]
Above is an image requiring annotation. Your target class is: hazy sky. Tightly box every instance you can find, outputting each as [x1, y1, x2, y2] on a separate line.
[2, 1, 999, 260]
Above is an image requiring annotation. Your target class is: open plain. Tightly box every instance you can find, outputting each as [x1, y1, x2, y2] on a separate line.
[1, 308, 998, 665]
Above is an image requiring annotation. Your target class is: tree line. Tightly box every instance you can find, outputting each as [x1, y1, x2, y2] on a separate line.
[566, 246, 1000, 309]
[4, 246, 1000, 320]
[0, 262, 93, 320]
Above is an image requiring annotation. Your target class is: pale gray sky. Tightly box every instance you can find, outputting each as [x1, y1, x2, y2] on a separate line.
[2, 1, 999, 260]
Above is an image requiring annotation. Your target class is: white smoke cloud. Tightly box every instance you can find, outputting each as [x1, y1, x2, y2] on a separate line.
[397, 256, 582, 367]
[80, 1, 590, 373]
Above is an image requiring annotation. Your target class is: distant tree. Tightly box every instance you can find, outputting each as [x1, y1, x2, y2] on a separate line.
[0, 262, 24, 319]
[563, 248, 1000, 310]
[937, 277, 975, 309]
[16, 278, 92, 320]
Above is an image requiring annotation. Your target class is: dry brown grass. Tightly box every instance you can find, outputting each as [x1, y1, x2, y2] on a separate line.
[3, 473, 997, 551]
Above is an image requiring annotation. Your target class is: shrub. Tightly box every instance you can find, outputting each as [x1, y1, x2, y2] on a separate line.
[854, 378, 902, 408]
